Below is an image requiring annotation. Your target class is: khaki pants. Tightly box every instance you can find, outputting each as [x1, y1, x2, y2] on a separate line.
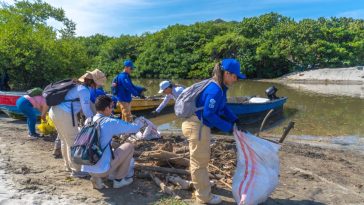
[118, 102, 132, 122]
[182, 115, 212, 203]
[49, 106, 81, 172]
[91, 143, 134, 179]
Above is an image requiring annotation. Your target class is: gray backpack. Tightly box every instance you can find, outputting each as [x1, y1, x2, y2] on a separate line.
[174, 78, 215, 118]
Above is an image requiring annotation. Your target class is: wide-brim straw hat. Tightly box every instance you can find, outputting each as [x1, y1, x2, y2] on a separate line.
[78, 69, 106, 86]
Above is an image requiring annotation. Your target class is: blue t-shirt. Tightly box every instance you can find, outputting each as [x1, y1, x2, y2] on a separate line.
[90, 87, 107, 103]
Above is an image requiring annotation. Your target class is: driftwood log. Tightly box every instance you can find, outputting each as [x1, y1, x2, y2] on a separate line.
[135, 164, 190, 175]
[167, 175, 192, 190]
[141, 150, 190, 167]
[149, 173, 175, 195]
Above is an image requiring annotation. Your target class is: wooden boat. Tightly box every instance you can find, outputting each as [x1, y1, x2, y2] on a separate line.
[0, 91, 40, 119]
[0, 91, 172, 119]
[113, 96, 174, 113]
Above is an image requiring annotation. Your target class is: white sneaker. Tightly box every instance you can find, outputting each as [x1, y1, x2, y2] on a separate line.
[113, 178, 133, 188]
[27, 133, 40, 140]
[91, 177, 105, 190]
[207, 195, 222, 204]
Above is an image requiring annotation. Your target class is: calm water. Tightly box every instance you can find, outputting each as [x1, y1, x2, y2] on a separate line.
[109, 79, 364, 137]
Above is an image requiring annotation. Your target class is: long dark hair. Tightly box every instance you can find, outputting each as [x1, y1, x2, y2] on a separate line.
[212, 62, 224, 87]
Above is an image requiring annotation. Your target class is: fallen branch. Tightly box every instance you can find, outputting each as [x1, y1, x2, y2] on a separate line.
[142, 150, 190, 167]
[174, 146, 189, 154]
[167, 175, 192, 190]
[135, 164, 190, 175]
[149, 173, 175, 195]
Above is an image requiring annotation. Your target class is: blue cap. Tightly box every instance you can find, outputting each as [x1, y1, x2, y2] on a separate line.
[124, 60, 135, 69]
[221, 58, 246, 79]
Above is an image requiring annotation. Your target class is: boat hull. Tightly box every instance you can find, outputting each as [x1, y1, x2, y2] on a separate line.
[0, 91, 40, 119]
[227, 97, 287, 116]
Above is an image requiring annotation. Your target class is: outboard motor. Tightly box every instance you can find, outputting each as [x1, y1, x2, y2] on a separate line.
[265, 86, 279, 100]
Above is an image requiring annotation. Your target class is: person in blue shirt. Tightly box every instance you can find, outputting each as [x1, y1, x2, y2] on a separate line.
[181, 58, 246, 204]
[112, 60, 146, 122]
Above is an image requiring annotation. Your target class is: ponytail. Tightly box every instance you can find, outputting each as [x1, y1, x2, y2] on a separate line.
[212, 62, 224, 87]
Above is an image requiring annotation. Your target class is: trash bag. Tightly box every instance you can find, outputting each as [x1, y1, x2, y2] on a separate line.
[37, 114, 57, 135]
[129, 117, 160, 141]
[232, 128, 280, 205]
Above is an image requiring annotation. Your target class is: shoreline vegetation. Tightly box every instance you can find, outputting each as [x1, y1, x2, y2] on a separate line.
[1, 1, 364, 90]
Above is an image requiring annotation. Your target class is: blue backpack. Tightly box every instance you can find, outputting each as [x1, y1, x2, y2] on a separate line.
[71, 117, 113, 165]
[111, 74, 119, 95]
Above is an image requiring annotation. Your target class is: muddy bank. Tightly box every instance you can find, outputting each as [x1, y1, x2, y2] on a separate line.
[279, 67, 364, 84]
[0, 114, 364, 205]
[260, 67, 364, 98]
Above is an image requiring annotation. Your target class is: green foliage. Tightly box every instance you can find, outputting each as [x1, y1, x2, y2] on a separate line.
[1, 1, 363, 88]
[0, 0, 88, 89]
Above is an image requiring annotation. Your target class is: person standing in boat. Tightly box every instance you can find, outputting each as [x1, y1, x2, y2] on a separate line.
[151, 80, 184, 116]
[181, 58, 245, 204]
[16, 88, 48, 139]
[111, 60, 146, 122]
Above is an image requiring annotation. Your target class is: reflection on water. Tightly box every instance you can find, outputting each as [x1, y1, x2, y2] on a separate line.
[107, 79, 364, 137]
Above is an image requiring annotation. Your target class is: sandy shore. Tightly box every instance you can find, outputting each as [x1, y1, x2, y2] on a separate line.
[279, 67, 364, 84]
[261, 67, 364, 98]
[1, 114, 364, 204]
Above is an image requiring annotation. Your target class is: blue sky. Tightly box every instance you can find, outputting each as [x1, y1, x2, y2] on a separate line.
[4, 0, 364, 37]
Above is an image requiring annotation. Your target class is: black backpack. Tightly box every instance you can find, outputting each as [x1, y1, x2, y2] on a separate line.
[71, 117, 113, 165]
[43, 79, 80, 126]
[42, 79, 79, 106]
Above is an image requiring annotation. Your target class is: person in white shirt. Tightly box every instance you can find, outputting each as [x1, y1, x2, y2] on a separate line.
[82, 95, 143, 189]
[49, 69, 106, 178]
[152, 80, 184, 116]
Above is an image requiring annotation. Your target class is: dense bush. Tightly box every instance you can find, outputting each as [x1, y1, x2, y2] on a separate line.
[1, 1, 363, 89]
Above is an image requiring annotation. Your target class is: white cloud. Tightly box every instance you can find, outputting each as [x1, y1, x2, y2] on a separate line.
[337, 9, 364, 19]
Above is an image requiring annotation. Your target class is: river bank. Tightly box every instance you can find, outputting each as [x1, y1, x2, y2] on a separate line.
[1, 114, 364, 204]
[260, 67, 364, 99]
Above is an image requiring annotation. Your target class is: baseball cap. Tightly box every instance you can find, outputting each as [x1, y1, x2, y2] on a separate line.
[221, 58, 246, 79]
[158, 80, 171, 93]
[124, 60, 135, 69]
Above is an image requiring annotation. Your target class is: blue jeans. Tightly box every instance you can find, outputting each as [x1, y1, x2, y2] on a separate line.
[16, 96, 37, 135]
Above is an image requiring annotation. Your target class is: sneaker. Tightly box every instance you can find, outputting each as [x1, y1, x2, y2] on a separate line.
[113, 178, 133, 188]
[70, 171, 89, 178]
[91, 177, 105, 190]
[28, 133, 40, 140]
[207, 195, 222, 204]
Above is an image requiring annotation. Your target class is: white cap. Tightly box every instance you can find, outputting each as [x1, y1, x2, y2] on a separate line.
[158, 80, 171, 93]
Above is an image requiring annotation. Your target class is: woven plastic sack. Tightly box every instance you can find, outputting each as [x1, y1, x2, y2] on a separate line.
[232, 128, 280, 205]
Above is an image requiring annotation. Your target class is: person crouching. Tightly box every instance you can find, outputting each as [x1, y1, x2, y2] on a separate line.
[81, 95, 142, 189]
